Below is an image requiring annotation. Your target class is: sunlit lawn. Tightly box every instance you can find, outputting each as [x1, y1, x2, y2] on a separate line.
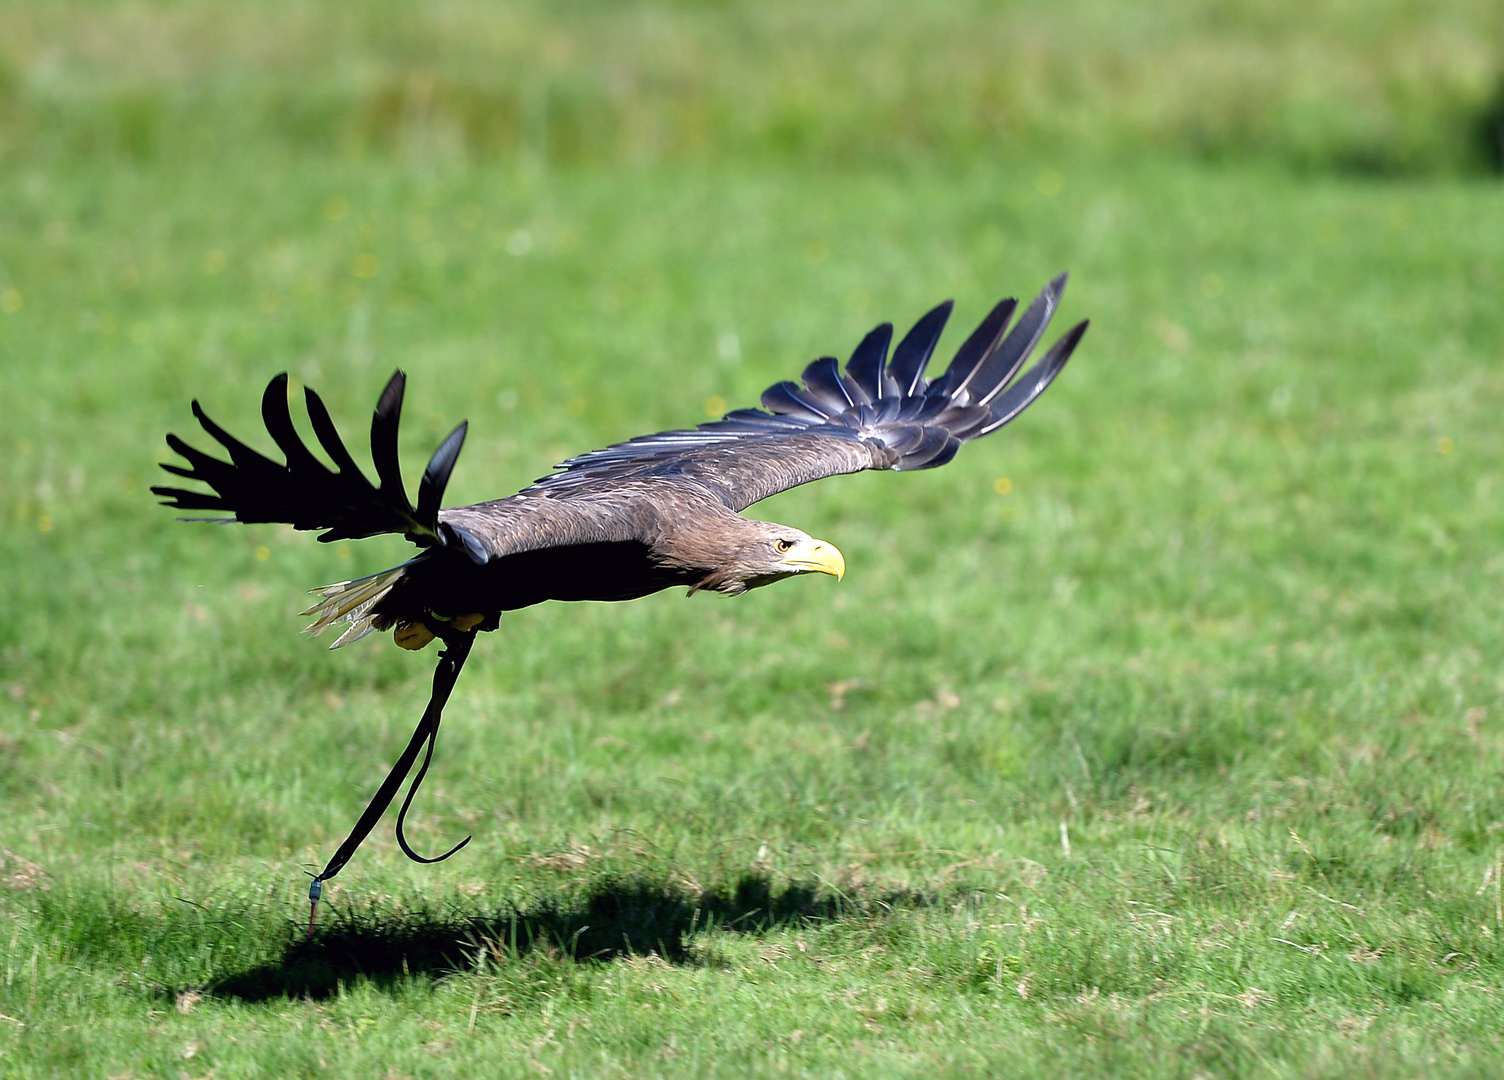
[2, 2, 1504, 1077]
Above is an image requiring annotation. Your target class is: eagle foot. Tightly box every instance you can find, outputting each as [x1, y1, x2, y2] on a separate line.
[394, 621, 436, 650]
[395, 612, 486, 650]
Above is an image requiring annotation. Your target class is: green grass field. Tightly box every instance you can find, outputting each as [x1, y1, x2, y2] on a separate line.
[3, 1, 1503, 1076]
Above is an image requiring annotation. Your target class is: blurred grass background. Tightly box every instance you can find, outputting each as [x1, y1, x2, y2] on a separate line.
[2, 1, 1504, 1077]
[2, 0, 1502, 175]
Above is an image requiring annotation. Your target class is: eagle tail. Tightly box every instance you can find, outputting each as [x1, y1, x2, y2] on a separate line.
[152, 371, 467, 547]
[300, 561, 416, 648]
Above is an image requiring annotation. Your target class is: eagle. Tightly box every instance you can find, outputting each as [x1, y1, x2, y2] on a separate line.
[154, 274, 1087, 915]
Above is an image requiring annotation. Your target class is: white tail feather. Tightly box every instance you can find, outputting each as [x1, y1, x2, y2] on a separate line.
[301, 562, 412, 648]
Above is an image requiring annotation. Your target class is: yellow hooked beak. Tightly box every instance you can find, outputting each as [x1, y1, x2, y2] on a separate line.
[782, 537, 845, 581]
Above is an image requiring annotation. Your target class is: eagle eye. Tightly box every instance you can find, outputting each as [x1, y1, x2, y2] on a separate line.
[775, 538, 795, 553]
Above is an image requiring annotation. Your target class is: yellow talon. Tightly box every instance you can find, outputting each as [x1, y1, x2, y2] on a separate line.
[450, 613, 485, 631]
[394, 622, 436, 650]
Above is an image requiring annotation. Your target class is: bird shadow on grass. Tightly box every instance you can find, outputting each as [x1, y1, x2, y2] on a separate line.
[205, 873, 933, 1002]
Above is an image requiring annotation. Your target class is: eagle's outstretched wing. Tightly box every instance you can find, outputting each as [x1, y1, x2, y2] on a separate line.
[527, 274, 1086, 512]
[153, 372, 467, 546]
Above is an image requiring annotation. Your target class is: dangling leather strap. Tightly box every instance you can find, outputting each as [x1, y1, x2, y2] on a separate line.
[306, 630, 475, 936]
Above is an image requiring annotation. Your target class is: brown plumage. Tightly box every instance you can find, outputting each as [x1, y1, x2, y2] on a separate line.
[152, 274, 1087, 890]
[155, 274, 1086, 647]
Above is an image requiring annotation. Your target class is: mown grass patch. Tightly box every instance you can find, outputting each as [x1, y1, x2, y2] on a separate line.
[3, 1, 1504, 1076]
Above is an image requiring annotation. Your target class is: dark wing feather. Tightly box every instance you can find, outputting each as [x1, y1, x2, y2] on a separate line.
[305, 385, 369, 478]
[416, 422, 468, 528]
[370, 372, 413, 508]
[941, 297, 1016, 399]
[760, 380, 836, 421]
[979, 318, 1086, 435]
[261, 375, 328, 475]
[845, 323, 893, 402]
[525, 276, 1086, 511]
[153, 371, 467, 547]
[966, 272, 1067, 405]
[887, 300, 953, 397]
[799, 357, 857, 412]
